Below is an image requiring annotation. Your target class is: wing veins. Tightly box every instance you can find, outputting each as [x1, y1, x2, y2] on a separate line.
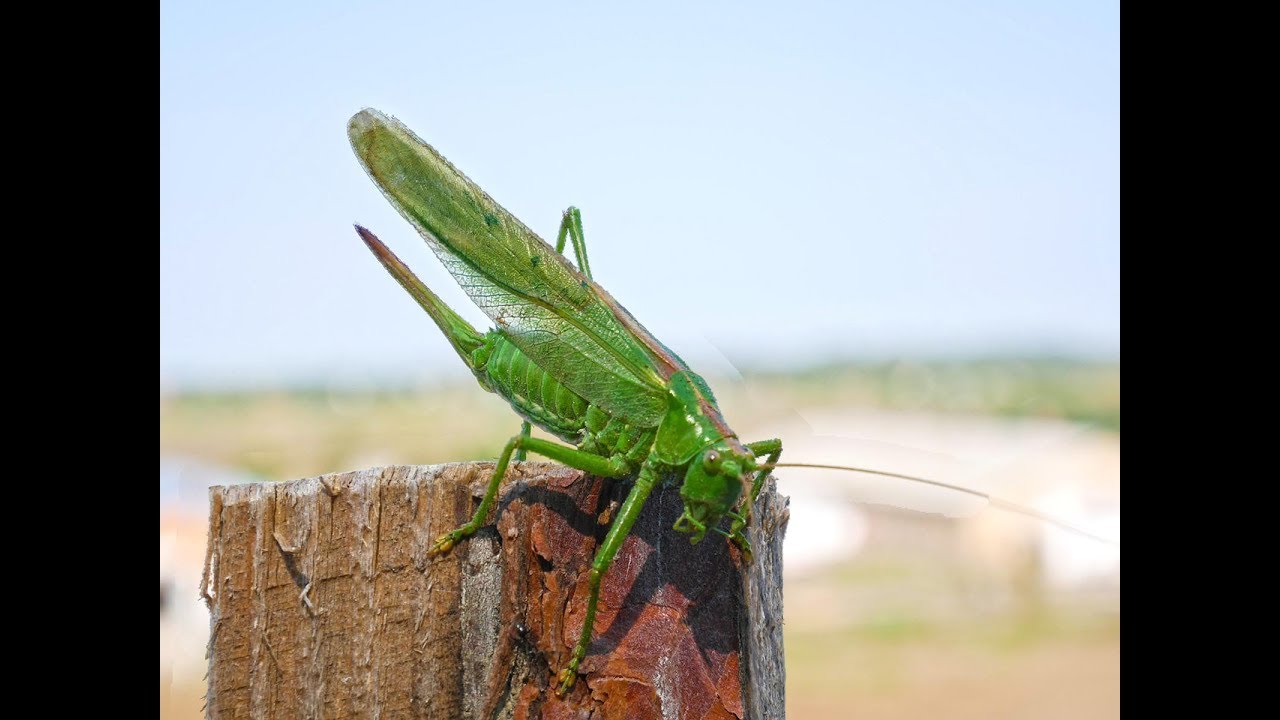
[425, 226, 665, 391]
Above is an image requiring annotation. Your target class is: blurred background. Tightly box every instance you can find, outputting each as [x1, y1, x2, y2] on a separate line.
[161, 1, 1119, 718]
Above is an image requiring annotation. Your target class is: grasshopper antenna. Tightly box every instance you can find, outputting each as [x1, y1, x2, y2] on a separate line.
[759, 461, 1118, 546]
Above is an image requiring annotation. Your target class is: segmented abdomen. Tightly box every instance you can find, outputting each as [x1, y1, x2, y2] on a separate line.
[476, 332, 590, 441]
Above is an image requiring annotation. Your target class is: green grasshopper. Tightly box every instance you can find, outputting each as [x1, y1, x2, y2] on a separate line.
[346, 108, 1108, 696]
[348, 108, 781, 695]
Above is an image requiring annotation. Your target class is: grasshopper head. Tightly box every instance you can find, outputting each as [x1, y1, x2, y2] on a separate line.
[673, 441, 755, 544]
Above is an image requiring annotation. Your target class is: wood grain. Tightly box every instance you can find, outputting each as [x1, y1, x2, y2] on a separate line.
[204, 462, 788, 719]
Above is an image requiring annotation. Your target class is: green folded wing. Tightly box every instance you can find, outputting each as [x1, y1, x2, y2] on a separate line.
[349, 108, 670, 425]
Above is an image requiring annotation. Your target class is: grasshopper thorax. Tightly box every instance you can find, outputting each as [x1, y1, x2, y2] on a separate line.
[655, 371, 756, 544]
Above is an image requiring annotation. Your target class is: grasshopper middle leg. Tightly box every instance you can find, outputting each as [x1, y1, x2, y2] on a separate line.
[424, 434, 663, 697]
[556, 456, 661, 695]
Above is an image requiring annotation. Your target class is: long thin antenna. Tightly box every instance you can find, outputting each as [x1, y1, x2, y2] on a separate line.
[763, 462, 1118, 545]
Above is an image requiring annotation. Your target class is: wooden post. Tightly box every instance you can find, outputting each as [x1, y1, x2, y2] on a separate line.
[204, 463, 789, 719]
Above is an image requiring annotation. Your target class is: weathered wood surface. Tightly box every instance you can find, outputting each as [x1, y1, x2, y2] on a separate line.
[204, 462, 789, 720]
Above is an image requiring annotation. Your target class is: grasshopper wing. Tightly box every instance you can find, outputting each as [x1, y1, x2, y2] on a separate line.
[350, 109, 675, 425]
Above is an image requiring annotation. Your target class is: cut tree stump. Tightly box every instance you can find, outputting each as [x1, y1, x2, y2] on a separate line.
[203, 462, 789, 720]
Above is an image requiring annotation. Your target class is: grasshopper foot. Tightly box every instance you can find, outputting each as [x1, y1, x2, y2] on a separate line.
[427, 530, 463, 557]
[555, 661, 580, 696]
[730, 531, 753, 564]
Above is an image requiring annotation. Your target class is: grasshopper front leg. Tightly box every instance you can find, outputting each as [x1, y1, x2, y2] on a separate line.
[726, 438, 783, 559]
[745, 438, 783, 504]
[426, 435, 631, 556]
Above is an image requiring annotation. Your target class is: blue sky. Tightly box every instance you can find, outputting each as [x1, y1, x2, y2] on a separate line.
[160, 0, 1119, 388]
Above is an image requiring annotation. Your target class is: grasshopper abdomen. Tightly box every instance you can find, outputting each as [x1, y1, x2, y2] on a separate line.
[477, 332, 590, 442]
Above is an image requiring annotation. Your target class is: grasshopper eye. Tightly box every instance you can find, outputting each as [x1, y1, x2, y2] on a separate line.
[703, 451, 721, 473]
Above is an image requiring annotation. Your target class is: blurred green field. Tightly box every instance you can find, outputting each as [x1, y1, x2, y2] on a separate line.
[160, 358, 1118, 481]
[783, 516, 1119, 718]
[160, 358, 1119, 719]
[759, 358, 1120, 431]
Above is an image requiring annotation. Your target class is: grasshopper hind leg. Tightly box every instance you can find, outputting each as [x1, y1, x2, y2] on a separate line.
[554, 206, 592, 279]
[426, 434, 631, 556]
[513, 420, 531, 462]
